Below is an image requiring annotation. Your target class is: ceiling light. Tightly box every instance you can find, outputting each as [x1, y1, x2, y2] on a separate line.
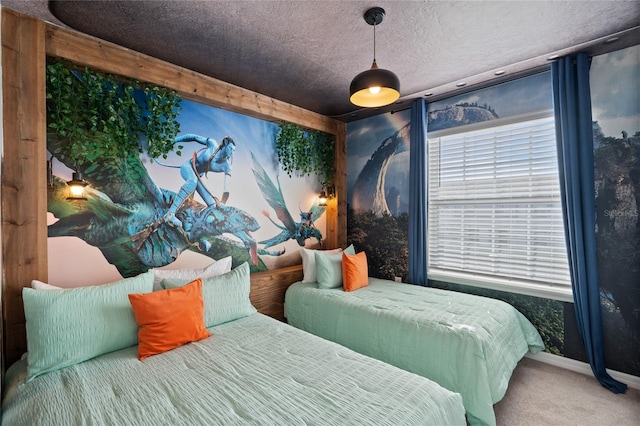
[604, 36, 619, 44]
[350, 7, 400, 108]
[456, 82, 467, 87]
[494, 70, 505, 76]
[547, 54, 560, 61]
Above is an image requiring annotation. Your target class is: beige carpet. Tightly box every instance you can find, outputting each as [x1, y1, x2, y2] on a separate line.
[494, 357, 640, 426]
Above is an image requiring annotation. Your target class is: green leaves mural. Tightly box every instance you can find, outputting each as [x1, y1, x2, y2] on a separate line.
[347, 209, 409, 282]
[46, 58, 182, 170]
[275, 122, 335, 188]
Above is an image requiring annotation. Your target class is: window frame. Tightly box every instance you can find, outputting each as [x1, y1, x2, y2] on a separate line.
[426, 110, 573, 302]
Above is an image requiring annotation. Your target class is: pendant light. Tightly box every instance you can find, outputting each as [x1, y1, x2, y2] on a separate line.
[350, 7, 400, 108]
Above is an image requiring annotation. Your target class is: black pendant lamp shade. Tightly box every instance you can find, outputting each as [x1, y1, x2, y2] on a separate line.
[350, 7, 400, 108]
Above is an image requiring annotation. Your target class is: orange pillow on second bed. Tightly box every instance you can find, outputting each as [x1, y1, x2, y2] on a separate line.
[128, 278, 211, 360]
[342, 251, 369, 292]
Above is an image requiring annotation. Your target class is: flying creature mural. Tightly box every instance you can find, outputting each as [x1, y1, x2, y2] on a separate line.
[47, 133, 326, 278]
[45, 61, 328, 283]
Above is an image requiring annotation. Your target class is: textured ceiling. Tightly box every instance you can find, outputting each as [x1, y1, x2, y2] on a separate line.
[3, 1, 640, 122]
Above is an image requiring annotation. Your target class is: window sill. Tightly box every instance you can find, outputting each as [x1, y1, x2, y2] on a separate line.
[428, 269, 574, 303]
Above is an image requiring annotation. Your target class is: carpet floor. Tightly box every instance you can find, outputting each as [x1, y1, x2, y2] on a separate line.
[493, 357, 640, 425]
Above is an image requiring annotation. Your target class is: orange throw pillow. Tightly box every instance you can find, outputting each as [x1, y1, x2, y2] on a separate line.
[128, 278, 211, 360]
[342, 251, 369, 292]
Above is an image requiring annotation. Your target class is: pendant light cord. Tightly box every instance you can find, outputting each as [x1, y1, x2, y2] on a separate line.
[373, 21, 377, 63]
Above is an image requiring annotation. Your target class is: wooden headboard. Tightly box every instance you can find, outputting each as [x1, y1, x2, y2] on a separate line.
[1, 9, 346, 369]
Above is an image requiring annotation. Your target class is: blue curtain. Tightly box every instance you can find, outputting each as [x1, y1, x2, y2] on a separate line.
[552, 53, 627, 393]
[408, 98, 428, 286]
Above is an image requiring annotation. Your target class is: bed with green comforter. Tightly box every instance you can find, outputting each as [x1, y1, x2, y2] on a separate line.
[2, 313, 465, 426]
[285, 278, 545, 426]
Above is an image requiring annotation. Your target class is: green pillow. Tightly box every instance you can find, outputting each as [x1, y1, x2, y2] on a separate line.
[23, 271, 154, 381]
[315, 245, 355, 289]
[162, 262, 256, 328]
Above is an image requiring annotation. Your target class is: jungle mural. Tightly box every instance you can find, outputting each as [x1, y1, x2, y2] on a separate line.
[584, 44, 640, 375]
[346, 44, 639, 377]
[347, 109, 411, 280]
[46, 61, 327, 286]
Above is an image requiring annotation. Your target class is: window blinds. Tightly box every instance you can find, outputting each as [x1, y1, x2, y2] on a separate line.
[428, 116, 571, 296]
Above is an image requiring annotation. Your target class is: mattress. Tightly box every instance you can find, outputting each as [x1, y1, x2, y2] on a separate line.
[2, 313, 465, 426]
[285, 278, 545, 426]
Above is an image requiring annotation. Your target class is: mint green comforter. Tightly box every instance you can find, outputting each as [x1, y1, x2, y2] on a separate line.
[285, 279, 544, 426]
[2, 313, 465, 426]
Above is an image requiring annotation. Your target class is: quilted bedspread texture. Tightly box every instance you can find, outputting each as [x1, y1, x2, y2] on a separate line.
[285, 278, 545, 426]
[2, 313, 466, 426]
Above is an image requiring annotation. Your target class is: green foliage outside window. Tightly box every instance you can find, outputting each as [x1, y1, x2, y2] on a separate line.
[46, 58, 182, 168]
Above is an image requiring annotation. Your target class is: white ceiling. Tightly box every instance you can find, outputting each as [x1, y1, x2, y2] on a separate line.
[3, 0, 639, 122]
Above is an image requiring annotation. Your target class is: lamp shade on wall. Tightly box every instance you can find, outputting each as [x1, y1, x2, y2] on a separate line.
[349, 7, 400, 108]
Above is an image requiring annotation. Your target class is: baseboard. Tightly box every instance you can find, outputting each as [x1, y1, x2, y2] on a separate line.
[525, 351, 640, 390]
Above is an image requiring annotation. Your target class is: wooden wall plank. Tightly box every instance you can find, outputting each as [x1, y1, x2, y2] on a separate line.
[323, 122, 347, 249]
[1, 9, 48, 367]
[249, 264, 303, 322]
[44, 25, 340, 135]
[334, 123, 348, 249]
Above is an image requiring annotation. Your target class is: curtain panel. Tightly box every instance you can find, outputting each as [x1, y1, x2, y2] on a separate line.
[409, 98, 428, 286]
[552, 53, 626, 393]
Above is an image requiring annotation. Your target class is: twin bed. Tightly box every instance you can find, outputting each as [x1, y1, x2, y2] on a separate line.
[285, 277, 545, 426]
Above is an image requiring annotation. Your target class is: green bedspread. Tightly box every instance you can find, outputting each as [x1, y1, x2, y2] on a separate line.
[2, 313, 465, 426]
[285, 278, 545, 426]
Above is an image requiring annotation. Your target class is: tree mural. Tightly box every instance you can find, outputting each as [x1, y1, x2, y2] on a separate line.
[46, 60, 332, 278]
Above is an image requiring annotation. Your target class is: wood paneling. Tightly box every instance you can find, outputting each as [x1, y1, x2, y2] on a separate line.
[249, 264, 303, 321]
[1, 9, 48, 367]
[44, 25, 339, 135]
[1, 10, 346, 368]
[323, 123, 347, 249]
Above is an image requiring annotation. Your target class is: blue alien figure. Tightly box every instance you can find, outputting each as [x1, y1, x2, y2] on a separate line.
[163, 133, 236, 228]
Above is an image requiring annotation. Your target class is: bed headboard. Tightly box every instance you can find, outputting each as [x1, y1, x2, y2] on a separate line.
[2, 264, 302, 372]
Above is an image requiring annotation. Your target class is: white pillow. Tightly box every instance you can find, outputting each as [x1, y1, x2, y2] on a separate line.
[31, 280, 62, 290]
[151, 256, 233, 291]
[299, 247, 342, 283]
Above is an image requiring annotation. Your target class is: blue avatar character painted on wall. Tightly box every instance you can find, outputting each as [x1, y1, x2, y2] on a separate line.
[159, 133, 236, 228]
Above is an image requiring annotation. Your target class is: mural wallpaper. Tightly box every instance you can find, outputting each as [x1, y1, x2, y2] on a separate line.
[47, 65, 326, 287]
[346, 109, 411, 280]
[587, 44, 640, 375]
[346, 45, 639, 376]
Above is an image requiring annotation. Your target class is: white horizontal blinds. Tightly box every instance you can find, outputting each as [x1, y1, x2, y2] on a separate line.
[428, 116, 571, 291]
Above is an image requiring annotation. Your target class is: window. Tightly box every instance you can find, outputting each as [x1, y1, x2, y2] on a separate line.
[427, 113, 572, 301]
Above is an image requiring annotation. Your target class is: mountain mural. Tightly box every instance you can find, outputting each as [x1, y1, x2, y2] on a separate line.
[428, 104, 498, 132]
[593, 121, 640, 374]
[351, 104, 498, 216]
[351, 124, 410, 216]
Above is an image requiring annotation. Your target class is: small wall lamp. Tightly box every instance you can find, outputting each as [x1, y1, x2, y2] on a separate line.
[318, 186, 335, 207]
[67, 170, 89, 200]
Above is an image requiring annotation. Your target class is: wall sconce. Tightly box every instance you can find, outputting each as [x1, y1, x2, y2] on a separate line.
[67, 170, 89, 200]
[318, 186, 335, 207]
